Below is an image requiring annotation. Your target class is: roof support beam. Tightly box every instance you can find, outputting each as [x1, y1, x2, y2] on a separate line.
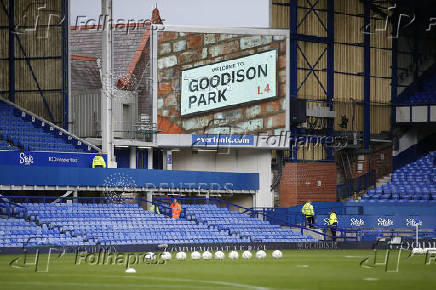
[101, 0, 115, 167]
[363, 0, 371, 150]
[8, 0, 14, 103]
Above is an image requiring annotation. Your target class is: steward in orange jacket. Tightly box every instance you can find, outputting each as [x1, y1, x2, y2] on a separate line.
[169, 199, 181, 219]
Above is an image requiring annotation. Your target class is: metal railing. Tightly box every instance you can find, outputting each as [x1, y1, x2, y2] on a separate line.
[0, 198, 28, 218]
[5, 196, 433, 243]
[0, 195, 181, 219]
[153, 197, 359, 241]
[0, 195, 185, 247]
[337, 169, 377, 200]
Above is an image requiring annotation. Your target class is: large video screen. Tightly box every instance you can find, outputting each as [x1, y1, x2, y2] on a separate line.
[155, 28, 288, 136]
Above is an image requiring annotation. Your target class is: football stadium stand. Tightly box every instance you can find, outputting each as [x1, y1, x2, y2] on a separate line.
[394, 69, 436, 104]
[184, 204, 315, 243]
[361, 151, 436, 202]
[0, 98, 98, 153]
[0, 197, 315, 248]
[0, 139, 15, 150]
[264, 201, 436, 241]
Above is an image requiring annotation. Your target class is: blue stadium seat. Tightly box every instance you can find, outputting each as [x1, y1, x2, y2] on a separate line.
[0, 99, 98, 153]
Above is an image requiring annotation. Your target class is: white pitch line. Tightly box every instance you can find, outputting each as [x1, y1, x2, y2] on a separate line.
[6, 272, 269, 290]
[0, 281, 229, 289]
[344, 255, 367, 258]
[296, 264, 309, 268]
[120, 275, 270, 289]
[363, 278, 379, 281]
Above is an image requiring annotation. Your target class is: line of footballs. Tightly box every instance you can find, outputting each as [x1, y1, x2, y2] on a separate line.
[155, 250, 283, 261]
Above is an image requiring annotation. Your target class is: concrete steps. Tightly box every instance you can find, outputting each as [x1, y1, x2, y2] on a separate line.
[291, 227, 324, 240]
[375, 173, 392, 188]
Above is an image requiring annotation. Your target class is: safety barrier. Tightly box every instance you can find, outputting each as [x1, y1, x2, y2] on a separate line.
[154, 198, 355, 241]
[0, 198, 28, 219]
[0, 195, 181, 220]
[337, 170, 376, 200]
[0, 196, 192, 248]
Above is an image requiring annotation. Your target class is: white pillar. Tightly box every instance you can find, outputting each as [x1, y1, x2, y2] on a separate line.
[162, 150, 167, 170]
[147, 148, 153, 169]
[101, 0, 115, 167]
[166, 150, 173, 170]
[129, 146, 136, 169]
[146, 192, 153, 210]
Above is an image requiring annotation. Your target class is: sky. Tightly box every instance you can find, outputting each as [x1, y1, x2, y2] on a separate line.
[70, 0, 270, 28]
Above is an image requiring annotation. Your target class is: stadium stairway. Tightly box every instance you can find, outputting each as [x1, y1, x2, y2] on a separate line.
[375, 173, 392, 188]
[359, 151, 436, 202]
[0, 98, 98, 153]
[184, 204, 316, 243]
[0, 200, 89, 247]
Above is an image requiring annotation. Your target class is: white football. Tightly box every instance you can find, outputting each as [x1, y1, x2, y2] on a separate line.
[191, 251, 201, 260]
[125, 267, 136, 273]
[412, 248, 424, 255]
[145, 252, 156, 260]
[228, 251, 239, 260]
[202, 251, 213, 260]
[256, 250, 267, 259]
[175, 251, 186, 260]
[242, 250, 252, 259]
[272, 250, 283, 259]
[161, 252, 172, 261]
[214, 251, 225, 260]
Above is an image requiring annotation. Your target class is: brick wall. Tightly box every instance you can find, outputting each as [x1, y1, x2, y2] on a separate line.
[157, 31, 287, 134]
[350, 146, 393, 180]
[370, 146, 393, 179]
[280, 162, 337, 207]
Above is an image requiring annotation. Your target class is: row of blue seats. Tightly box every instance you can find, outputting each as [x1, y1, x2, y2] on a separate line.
[363, 193, 434, 200]
[22, 203, 139, 207]
[2, 201, 316, 248]
[357, 199, 436, 203]
[0, 139, 15, 150]
[365, 151, 436, 201]
[394, 74, 436, 104]
[10, 203, 251, 246]
[0, 99, 97, 153]
[184, 204, 316, 243]
[370, 189, 436, 194]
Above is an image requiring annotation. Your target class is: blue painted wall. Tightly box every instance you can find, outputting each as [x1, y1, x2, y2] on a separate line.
[315, 215, 434, 229]
[0, 150, 106, 168]
[0, 165, 259, 190]
[285, 201, 436, 216]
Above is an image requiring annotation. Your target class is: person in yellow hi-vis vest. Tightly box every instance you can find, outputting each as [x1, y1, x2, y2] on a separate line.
[329, 209, 338, 241]
[149, 203, 160, 214]
[92, 152, 106, 168]
[301, 200, 315, 228]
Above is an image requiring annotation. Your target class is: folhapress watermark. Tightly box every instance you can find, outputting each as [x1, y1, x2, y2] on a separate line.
[361, 3, 436, 38]
[9, 247, 167, 272]
[75, 248, 166, 270]
[72, 15, 165, 34]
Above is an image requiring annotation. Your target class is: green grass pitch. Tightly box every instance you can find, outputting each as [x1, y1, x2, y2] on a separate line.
[0, 249, 435, 289]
